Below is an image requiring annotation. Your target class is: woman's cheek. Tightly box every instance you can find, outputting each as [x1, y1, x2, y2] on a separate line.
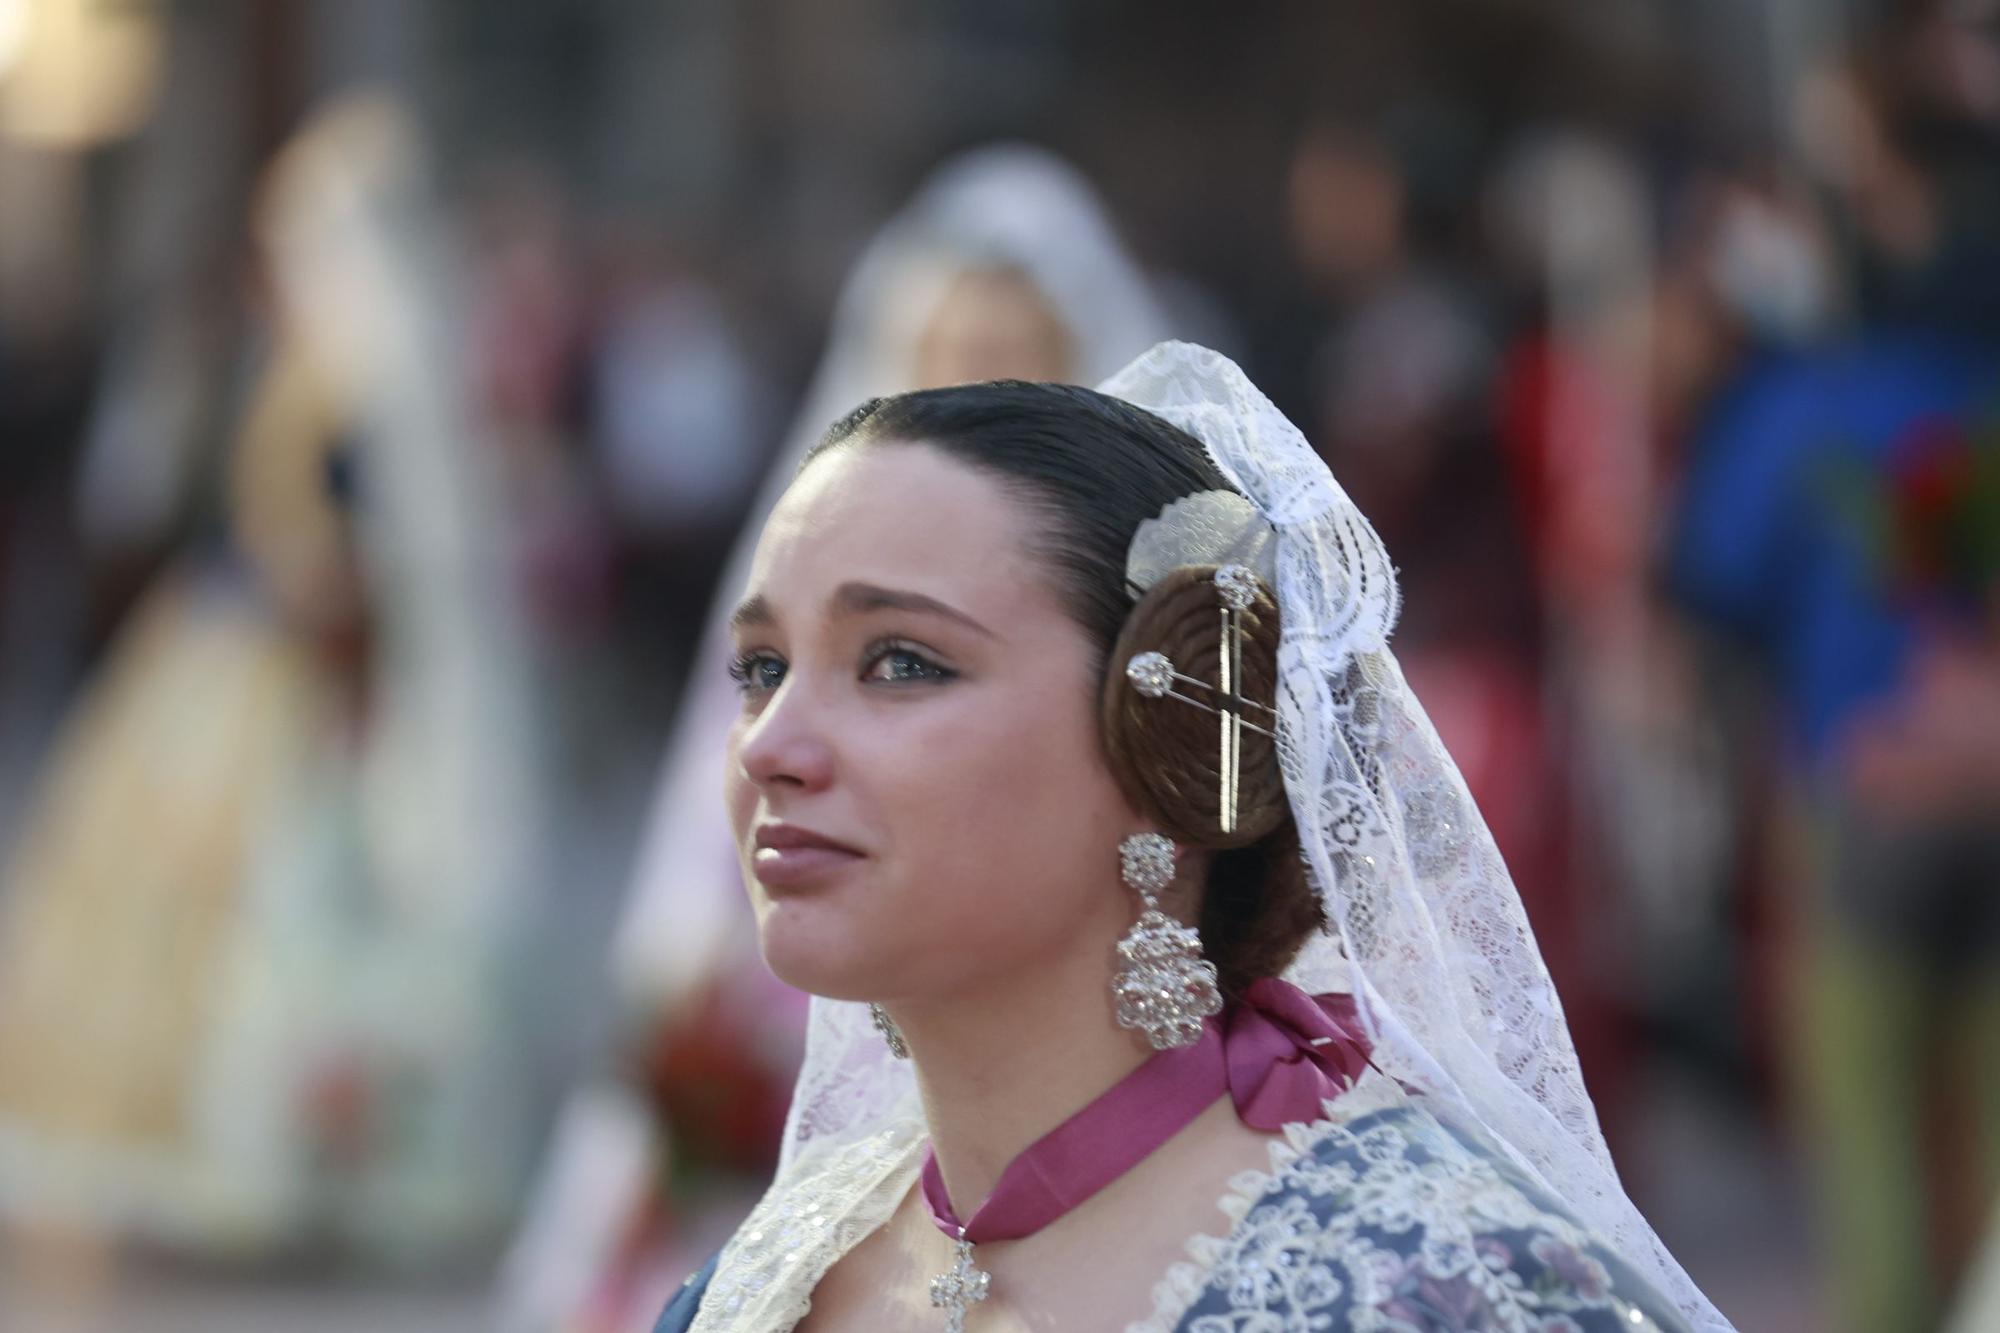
[723, 764, 754, 843]
[723, 710, 759, 812]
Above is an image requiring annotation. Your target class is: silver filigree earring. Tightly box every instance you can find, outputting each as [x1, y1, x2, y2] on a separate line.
[1112, 832, 1223, 1049]
[870, 1002, 909, 1059]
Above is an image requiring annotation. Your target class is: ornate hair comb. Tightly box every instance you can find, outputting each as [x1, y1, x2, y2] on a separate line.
[1122, 491, 1279, 835]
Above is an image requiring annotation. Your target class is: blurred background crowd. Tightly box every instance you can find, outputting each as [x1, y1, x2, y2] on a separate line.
[0, 1, 1996, 1330]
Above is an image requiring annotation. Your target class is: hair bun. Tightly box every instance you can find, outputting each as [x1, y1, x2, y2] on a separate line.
[1101, 565, 1287, 849]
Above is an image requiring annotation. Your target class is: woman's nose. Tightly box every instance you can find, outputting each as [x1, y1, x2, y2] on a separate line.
[733, 681, 837, 792]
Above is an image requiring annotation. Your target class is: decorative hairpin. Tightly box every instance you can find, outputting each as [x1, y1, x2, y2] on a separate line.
[1123, 492, 1280, 835]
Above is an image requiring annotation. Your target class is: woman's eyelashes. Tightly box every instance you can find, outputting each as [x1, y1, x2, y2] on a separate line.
[726, 638, 957, 695]
[860, 638, 956, 685]
[727, 650, 787, 692]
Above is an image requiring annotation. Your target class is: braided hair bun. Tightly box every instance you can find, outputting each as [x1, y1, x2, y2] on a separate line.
[1101, 565, 1286, 846]
[1100, 564, 1323, 995]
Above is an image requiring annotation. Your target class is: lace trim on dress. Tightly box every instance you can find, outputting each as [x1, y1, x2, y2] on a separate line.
[1128, 1070, 1406, 1332]
[1126, 1071, 1682, 1333]
[687, 1118, 926, 1333]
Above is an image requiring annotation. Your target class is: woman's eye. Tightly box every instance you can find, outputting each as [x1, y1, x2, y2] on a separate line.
[863, 644, 953, 685]
[727, 652, 786, 692]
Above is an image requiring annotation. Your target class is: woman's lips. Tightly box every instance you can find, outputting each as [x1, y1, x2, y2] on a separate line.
[751, 844, 866, 889]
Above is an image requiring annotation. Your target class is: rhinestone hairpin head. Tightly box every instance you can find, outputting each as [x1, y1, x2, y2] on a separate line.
[1213, 563, 1259, 610]
[1126, 651, 1174, 699]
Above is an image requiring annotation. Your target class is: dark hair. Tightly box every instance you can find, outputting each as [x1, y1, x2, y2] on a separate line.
[804, 381, 1323, 995]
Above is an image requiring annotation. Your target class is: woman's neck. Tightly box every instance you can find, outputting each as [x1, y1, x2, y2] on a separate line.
[895, 946, 1153, 1217]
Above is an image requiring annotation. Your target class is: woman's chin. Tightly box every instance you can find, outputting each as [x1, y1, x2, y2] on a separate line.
[753, 911, 893, 1001]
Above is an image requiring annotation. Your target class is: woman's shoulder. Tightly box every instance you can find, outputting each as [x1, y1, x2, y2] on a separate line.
[1135, 1080, 1695, 1333]
[652, 1118, 927, 1332]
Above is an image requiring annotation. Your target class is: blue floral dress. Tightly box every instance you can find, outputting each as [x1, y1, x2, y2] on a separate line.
[655, 1092, 1691, 1332]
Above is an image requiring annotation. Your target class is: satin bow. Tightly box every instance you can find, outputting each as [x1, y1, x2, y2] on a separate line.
[1221, 977, 1373, 1130]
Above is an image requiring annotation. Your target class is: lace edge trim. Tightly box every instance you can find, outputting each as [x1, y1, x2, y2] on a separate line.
[1124, 1069, 1408, 1333]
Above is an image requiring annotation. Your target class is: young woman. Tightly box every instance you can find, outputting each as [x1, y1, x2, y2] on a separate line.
[655, 343, 1732, 1332]
[498, 148, 1172, 1332]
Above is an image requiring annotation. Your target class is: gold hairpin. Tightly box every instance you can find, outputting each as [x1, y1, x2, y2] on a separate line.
[1122, 492, 1279, 836]
[1124, 563, 1276, 834]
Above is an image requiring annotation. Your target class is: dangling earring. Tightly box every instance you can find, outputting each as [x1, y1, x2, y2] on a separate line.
[870, 1002, 909, 1059]
[1111, 833, 1223, 1049]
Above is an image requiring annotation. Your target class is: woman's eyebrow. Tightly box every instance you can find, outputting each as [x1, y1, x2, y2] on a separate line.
[728, 593, 772, 635]
[729, 582, 998, 640]
[835, 582, 997, 638]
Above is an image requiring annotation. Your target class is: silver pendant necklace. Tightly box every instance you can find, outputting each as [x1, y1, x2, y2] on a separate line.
[927, 1231, 991, 1332]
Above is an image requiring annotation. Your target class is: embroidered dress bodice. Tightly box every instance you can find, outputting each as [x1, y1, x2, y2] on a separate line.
[672, 1070, 1692, 1333]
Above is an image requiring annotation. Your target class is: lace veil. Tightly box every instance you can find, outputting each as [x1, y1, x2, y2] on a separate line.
[761, 342, 1731, 1332]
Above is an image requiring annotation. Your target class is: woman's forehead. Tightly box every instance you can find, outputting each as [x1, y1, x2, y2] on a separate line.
[746, 442, 1049, 621]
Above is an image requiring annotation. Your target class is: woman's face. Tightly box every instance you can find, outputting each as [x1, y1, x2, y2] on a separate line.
[725, 442, 1143, 1004]
[910, 267, 1075, 390]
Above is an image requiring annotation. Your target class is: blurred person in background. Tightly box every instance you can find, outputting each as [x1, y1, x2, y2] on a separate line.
[454, 165, 775, 675]
[1283, 110, 1645, 1132]
[1280, 118, 1587, 1091]
[497, 144, 1171, 1333]
[1673, 11, 2000, 1327]
[460, 162, 607, 645]
[582, 217, 771, 668]
[1792, 1, 2000, 344]
[0, 0, 170, 859]
[0, 92, 547, 1287]
[455, 172, 774, 1132]
[1484, 126, 1767, 1160]
[0, 139, 97, 858]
